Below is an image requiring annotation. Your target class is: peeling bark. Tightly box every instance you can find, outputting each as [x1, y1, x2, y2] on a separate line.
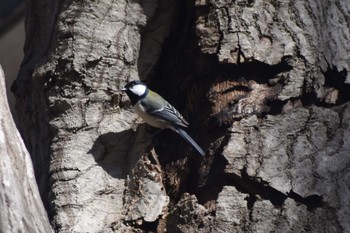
[217, 105, 349, 232]
[196, 0, 350, 105]
[193, 0, 350, 232]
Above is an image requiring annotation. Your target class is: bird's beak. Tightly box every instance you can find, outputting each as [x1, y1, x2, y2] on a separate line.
[121, 87, 127, 92]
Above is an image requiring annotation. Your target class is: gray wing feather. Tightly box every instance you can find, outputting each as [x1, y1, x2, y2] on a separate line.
[149, 103, 189, 127]
[140, 90, 189, 127]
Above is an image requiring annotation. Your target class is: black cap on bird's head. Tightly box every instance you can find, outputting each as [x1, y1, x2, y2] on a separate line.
[122, 80, 149, 105]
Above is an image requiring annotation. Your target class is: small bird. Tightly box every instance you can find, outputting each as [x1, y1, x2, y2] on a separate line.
[122, 80, 205, 156]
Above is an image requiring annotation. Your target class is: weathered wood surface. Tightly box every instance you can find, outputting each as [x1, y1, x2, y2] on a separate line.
[0, 65, 52, 233]
[11, 0, 350, 232]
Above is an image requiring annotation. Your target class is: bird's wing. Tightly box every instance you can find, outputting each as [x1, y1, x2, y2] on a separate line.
[141, 90, 189, 128]
[150, 103, 189, 127]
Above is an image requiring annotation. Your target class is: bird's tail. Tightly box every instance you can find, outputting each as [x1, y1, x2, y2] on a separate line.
[175, 128, 205, 156]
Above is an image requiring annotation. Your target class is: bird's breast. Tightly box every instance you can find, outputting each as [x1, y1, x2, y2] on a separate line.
[134, 102, 168, 129]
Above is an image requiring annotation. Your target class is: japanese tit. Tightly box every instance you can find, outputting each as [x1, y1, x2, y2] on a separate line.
[122, 80, 205, 156]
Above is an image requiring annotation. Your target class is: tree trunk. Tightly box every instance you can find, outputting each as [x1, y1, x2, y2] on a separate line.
[12, 0, 350, 232]
[0, 66, 52, 233]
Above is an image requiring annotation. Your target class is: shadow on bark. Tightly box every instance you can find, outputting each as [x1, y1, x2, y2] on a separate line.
[88, 129, 143, 179]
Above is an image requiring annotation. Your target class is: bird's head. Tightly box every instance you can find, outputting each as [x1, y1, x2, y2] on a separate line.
[122, 80, 148, 105]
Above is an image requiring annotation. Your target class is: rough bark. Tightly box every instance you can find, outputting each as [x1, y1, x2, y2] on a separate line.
[194, 0, 350, 232]
[0, 66, 52, 233]
[14, 0, 172, 232]
[12, 0, 350, 232]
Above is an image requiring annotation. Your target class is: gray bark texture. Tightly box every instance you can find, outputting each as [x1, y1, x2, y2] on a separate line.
[0, 66, 52, 233]
[11, 0, 350, 232]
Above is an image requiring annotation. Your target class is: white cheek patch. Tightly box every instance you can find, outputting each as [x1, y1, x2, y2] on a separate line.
[130, 84, 147, 96]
